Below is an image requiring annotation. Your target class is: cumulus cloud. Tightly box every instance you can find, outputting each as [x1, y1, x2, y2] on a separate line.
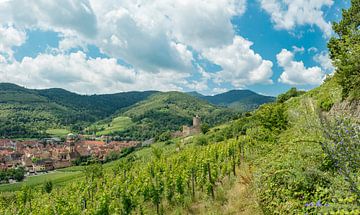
[0, 0, 97, 37]
[203, 36, 273, 88]
[313, 51, 334, 72]
[89, 0, 247, 74]
[0, 25, 26, 59]
[0, 0, 278, 93]
[277, 49, 325, 85]
[0, 51, 190, 94]
[260, 0, 334, 37]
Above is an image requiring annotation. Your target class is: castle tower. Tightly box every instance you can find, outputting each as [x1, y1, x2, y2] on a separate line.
[193, 115, 201, 129]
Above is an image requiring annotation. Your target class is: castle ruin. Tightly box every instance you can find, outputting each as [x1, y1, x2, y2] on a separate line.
[182, 115, 201, 137]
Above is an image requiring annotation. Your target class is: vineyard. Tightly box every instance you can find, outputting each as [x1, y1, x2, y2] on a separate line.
[0, 136, 252, 214]
[1, 77, 359, 214]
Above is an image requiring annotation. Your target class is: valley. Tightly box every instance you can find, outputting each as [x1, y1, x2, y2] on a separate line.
[0, 0, 359, 214]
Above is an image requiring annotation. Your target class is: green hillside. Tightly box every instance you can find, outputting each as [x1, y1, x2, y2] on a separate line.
[190, 90, 275, 111]
[91, 92, 238, 140]
[0, 83, 156, 138]
[1, 84, 271, 139]
[2, 76, 359, 214]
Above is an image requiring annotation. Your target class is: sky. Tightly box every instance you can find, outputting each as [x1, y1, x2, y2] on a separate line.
[0, 0, 351, 96]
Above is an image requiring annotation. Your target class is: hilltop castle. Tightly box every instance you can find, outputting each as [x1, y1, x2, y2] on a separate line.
[181, 115, 202, 137]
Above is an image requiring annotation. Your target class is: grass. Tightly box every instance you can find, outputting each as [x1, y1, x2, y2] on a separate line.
[0, 150, 144, 193]
[95, 116, 134, 136]
[0, 170, 83, 192]
[46, 128, 71, 137]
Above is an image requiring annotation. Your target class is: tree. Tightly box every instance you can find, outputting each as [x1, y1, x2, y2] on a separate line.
[201, 123, 210, 134]
[328, 0, 360, 100]
[43, 181, 53, 194]
[13, 167, 26, 182]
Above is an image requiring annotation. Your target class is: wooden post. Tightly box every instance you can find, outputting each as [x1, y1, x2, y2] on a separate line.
[207, 163, 215, 199]
[191, 169, 195, 198]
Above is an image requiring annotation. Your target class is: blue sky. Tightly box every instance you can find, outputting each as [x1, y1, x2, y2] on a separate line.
[0, 0, 351, 95]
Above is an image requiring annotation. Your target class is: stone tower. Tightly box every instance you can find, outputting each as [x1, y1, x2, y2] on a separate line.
[193, 115, 201, 130]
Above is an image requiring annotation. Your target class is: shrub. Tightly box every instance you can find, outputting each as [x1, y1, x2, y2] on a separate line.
[319, 99, 334, 111]
[195, 135, 208, 146]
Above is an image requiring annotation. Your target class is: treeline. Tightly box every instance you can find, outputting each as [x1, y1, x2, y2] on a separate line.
[0, 167, 25, 184]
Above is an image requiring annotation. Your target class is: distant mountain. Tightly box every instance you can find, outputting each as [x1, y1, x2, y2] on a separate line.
[189, 90, 275, 111]
[0, 83, 269, 138]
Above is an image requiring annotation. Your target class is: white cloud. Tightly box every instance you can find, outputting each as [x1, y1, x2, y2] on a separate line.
[203, 36, 273, 88]
[308, 47, 318, 53]
[292, 45, 305, 53]
[212, 87, 228, 95]
[277, 49, 325, 85]
[0, 0, 97, 37]
[88, 0, 247, 74]
[313, 51, 334, 72]
[0, 25, 26, 59]
[0, 0, 278, 93]
[259, 0, 334, 37]
[0, 51, 190, 94]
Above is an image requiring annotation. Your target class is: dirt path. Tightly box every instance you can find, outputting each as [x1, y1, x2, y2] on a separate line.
[186, 164, 263, 215]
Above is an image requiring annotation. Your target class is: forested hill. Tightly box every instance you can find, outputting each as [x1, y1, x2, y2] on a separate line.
[189, 90, 275, 111]
[0, 83, 157, 137]
[90, 91, 237, 140]
[0, 83, 275, 138]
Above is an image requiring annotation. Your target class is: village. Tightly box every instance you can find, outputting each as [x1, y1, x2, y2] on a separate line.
[0, 135, 141, 174]
[0, 116, 202, 175]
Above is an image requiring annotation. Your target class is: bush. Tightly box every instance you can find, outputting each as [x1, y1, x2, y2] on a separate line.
[319, 99, 334, 111]
[277, 87, 305, 103]
[43, 181, 53, 194]
[157, 131, 172, 142]
[201, 123, 210, 134]
[195, 135, 208, 146]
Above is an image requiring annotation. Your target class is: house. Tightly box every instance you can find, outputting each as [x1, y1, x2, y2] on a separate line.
[32, 159, 54, 172]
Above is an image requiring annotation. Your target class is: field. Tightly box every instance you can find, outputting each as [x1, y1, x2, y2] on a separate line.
[95, 116, 134, 135]
[0, 146, 147, 193]
[46, 128, 71, 137]
[0, 170, 83, 192]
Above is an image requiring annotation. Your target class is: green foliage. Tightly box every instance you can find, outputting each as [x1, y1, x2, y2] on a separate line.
[277, 87, 305, 103]
[328, 0, 360, 100]
[195, 135, 208, 146]
[0, 134, 245, 214]
[201, 123, 210, 134]
[319, 98, 334, 111]
[43, 181, 53, 194]
[0, 169, 83, 192]
[156, 131, 172, 142]
[0, 167, 25, 183]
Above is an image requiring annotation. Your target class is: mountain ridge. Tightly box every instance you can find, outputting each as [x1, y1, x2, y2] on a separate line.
[188, 89, 275, 111]
[0, 83, 275, 138]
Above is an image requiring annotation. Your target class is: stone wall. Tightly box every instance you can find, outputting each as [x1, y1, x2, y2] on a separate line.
[329, 100, 360, 121]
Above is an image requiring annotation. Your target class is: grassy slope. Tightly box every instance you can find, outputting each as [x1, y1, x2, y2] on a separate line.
[93, 117, 134, 136]
[247, 79, 351, 214]
[46, 128, 71, 137]
[0, 170, 83, 192]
